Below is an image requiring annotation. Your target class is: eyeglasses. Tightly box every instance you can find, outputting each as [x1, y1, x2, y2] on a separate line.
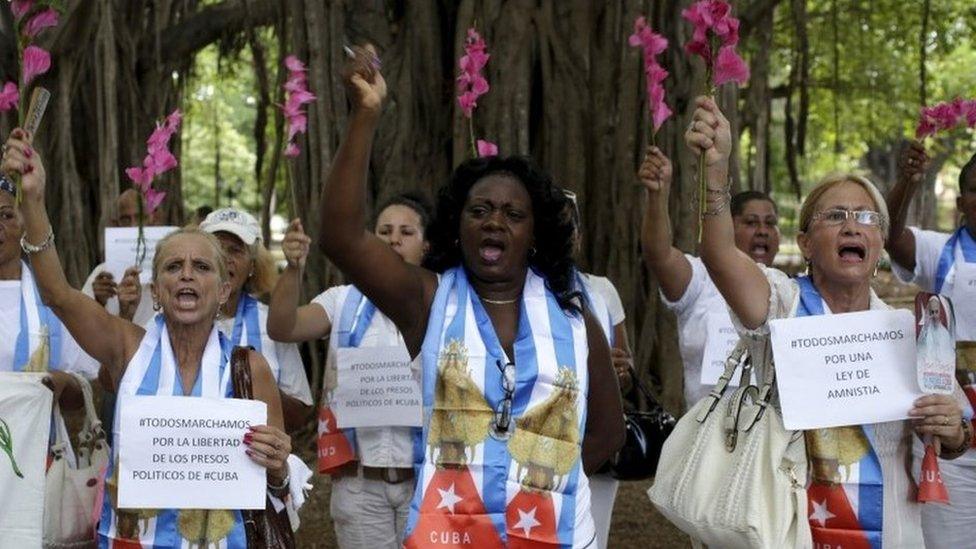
[488, 359, 516, 441]
[812, 208, 883, 227]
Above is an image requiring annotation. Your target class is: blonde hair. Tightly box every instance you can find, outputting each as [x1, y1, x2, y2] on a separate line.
[152, 228, 229, 283]
[798, 173, 890, 236]
[246, 241, 278, 296]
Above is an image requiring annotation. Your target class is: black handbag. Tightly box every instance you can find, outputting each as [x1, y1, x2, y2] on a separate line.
[607, 365, 676, 481]
[231, 347, 297, 549]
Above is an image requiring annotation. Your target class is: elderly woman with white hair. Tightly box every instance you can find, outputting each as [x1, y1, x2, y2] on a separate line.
[683, 96, 972, 547]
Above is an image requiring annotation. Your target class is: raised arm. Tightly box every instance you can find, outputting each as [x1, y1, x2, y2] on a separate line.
[317, 47, 436, 355]
[885, 141, 928, 271]
[2, 129, 142, 384]
[639, 146, 693, 302]
[267, 218, 330, 343]
[686, 97, 770, 329]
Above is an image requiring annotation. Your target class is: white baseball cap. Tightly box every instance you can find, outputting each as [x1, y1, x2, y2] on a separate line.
[199, 207, 261, 245]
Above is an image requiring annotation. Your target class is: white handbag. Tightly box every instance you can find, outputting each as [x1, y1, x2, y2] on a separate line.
[648, 340, 812, 549]
[43, 373, 107, 549]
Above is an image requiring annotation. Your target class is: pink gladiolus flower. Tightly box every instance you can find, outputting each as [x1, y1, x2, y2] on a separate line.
[143, 187, 166, 215]
[281, 54, 315, 157]
[21, 45, 51, 88]
[629, 16, 672, 131]
[476, 139, 498, 157]
[456, 28, 490, 119]
[23, 8, 58, 39]
[11, 0, 34, 21]
[126, 109, 181, 213]
[964, 100, 976, 128]
[915, 98, 976, 138]
[457, 91, 479, 118]
[682, 1, 748, 88]
[713, 46, 750, 86]
[0, 82, 18, 111]
[285, 55, 307, 73]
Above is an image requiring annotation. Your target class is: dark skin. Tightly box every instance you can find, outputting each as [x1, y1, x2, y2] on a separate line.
[887, 141, 976, 271]
[318, 46, 624, 473]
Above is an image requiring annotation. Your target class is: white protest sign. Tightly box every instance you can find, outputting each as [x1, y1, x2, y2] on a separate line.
[770, 309, 922, 430]
[118, 395, 266, 510]
[334, 346, 422, 428]
[104, 226, 178, 283]
[700, 311, 742, 386]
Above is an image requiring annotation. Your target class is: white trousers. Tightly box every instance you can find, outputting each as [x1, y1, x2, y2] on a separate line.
[913, 450, 976, 549]
[588, 473, 619, 549]
[330, 474, 414, 549]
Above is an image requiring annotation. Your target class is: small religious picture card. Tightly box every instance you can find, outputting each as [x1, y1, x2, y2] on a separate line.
[915, 292, 956, 395]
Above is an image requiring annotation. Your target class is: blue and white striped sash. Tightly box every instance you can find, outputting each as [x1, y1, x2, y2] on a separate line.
[934, 227, 976, 294]
[12, 261, 62, 372]
[405, 267, 593, 546]
[98, 315, 246, 548]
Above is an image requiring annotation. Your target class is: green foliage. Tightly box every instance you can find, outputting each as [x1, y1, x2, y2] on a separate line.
[181, 37, 286, 218]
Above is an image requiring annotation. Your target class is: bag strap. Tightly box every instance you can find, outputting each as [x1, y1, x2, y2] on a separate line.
[231, 346, 255, 401]
[696, 339, 749, 423]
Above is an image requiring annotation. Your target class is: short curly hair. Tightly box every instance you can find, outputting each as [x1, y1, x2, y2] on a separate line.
[424, 155, 580, 313]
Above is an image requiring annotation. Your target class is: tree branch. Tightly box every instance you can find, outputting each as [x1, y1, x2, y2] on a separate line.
[739, 0, 783, 42]
[148, 0, 280, 68]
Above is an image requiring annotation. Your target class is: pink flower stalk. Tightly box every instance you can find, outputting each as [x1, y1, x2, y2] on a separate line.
[456, 28, 490, 118]
[476, 139, 498, 157]
[21, 45, 51, 89]
[629, 16, 672, 132]
[0, 82, 18, 111]
[713, 45, 750, 86]
[682, 0, 749, 87]
[23, 8, 58, 38]
[11, 0, 34, 21]
[915, 98, 976, 139]
[280, 55, 316, 158]
[126, 109, 182, 215]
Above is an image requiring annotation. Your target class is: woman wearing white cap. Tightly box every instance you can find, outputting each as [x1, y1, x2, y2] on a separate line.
[199, 208, 313, 431]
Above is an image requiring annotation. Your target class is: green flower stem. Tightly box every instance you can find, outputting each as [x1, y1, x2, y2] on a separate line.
[468, 117, 478, 158]
[0, 419, 24, 479]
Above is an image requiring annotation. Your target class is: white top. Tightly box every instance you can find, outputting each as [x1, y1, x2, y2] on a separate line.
[313, 285, 418, 468]
[0, 279, 99, 378]
[581, 273, 626, 326]
[891, 227, 976, 340]
[81, 262, 156, 327]
[215, 299, 313, 405]
[729, 264, 964, 548]
[891, 226, 976, 465]
[661, 255, 733, 406]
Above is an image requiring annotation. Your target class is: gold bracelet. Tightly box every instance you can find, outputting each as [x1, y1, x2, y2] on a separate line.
[703, 191, 731, 216]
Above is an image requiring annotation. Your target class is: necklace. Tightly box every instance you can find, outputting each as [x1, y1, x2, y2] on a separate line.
[480, 295, 520, 305]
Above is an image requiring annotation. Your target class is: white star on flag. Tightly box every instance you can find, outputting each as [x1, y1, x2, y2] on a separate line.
[437, 483, 463, 514]
[319, 417, 331, 433]
[809, 499, 836, 527]
[513, 507, 542, 537]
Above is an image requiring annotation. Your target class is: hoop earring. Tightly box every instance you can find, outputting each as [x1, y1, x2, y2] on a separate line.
[152, 301, 161, 312]
[529, 247, 537, 258]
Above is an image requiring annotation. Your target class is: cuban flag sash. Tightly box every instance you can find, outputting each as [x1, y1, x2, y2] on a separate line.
[933, 226, 976, 295]
[98, 314, 246, 548]
[229, 293, 263, 353]
[316, 286, 374, 473]
[403, 267, 594, 548]
[796, 276, 884, 549]
[13, 261, 63, 372]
